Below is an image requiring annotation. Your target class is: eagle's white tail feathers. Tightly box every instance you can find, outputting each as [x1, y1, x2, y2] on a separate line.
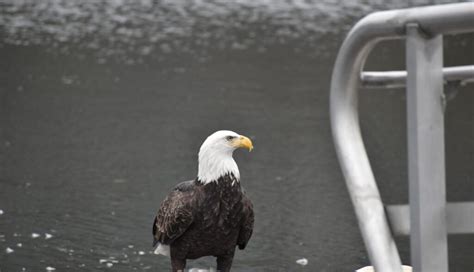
[153, 243, 170, 256]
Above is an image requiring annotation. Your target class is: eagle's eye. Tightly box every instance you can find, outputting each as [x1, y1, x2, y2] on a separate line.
[225, 136, 236, 141]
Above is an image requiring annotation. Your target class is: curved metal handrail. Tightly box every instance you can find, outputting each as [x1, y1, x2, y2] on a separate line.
[329, 3, 474, 272]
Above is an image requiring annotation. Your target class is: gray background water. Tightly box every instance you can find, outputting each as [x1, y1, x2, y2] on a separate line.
[0, 0, 473, 271]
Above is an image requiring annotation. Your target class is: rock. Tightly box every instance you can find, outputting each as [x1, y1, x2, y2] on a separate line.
[296, 258, 308, 266]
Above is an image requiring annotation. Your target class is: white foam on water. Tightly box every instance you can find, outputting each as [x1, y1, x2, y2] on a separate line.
[0, 0, 441, 64]
[100, 258, 118, 264]
[31, 233, 40, 238]
[6, 247, 14, 254]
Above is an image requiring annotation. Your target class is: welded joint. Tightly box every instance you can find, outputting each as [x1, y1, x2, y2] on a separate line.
[405, 22, 433, 39]
[440, 92, 447, 113]
[443, 81, 462, 112]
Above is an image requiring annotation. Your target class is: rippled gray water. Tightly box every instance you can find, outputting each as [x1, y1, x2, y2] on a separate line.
[1, 0, 473, 271]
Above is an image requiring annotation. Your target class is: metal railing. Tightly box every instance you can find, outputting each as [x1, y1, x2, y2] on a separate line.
[329, 3, 474, 272]
[362, 65, 474, 89]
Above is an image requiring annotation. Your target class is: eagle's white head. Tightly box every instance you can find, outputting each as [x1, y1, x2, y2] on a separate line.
[197, 130, 253, 184]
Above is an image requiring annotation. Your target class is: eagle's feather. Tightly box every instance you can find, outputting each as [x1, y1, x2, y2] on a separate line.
[151, 130, 254, 272]
[153, 180, 195, 246]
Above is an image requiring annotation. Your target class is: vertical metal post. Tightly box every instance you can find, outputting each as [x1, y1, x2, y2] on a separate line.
[406, 24, 448, 272]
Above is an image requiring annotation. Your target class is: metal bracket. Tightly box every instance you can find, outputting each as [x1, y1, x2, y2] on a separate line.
[387, 202, 474, 236]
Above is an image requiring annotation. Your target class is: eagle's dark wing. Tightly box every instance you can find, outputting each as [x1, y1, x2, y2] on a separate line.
[237, 193, 254, 250]
[152, 180, 196, 247]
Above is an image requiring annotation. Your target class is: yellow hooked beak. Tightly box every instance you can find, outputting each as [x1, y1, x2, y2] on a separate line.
[233, 135, 254, 152]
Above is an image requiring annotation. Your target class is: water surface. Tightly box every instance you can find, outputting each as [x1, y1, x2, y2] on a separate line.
[1, 0, 473, 271]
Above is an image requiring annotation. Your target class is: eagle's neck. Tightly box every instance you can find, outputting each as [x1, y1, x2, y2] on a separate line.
[197, 148, 240, 185]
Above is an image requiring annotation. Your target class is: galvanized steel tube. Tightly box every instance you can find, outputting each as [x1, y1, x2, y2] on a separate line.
[329, 3, 474, 272]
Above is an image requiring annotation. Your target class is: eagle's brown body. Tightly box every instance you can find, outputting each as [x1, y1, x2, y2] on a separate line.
[153, 173, 254, 272]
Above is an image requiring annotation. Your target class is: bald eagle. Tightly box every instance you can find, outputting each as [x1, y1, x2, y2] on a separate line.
[152, 130, 255, 272]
